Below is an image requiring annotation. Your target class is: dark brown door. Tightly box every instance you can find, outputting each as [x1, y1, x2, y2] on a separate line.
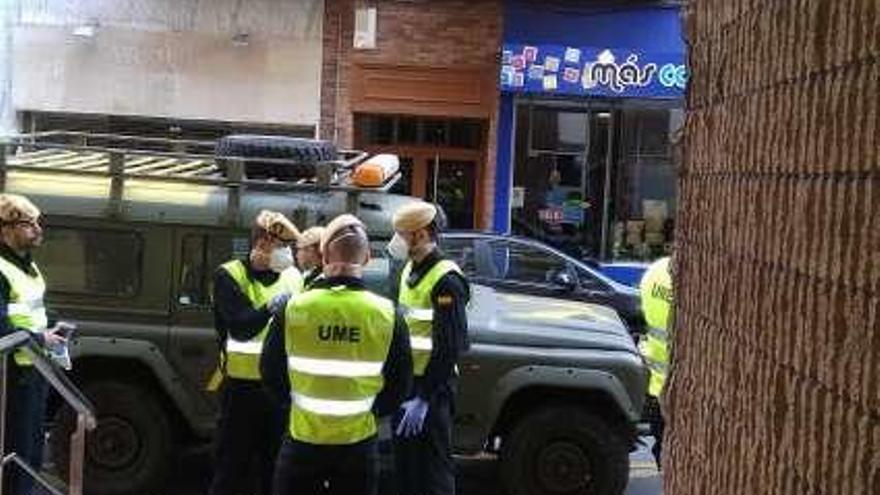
[425, 159, 477, 230]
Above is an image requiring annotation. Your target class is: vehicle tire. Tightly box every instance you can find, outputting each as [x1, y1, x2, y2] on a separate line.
[50, 381, 172, 495]
[215, 134, 337, 180]
[501, 407, 629, 495]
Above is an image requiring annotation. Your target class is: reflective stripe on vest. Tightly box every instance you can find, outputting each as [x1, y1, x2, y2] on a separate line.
[291, 393, 375, 416]
[0, 256, 48, 367]
[221, 260, 303, 380]
[284, 286, 394, 445]
[639, 257, 672, 398]
[639, 331, 669, 398]
[398, 259, 461, 376]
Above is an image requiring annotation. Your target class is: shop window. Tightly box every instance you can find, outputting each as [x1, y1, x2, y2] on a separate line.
[512, 103, 681, 261]
[612, 106, 681, 260]
[531, 109, 588, 152]
[448, 120, 482, 149]
[397, 117, 418, 144]
[22, 111, 313, 143]
[37, 228, 142, 297]
[177, 233, 246, 307]
[389, 158, 414, 196]
[359, 115, 395, 146]
[355, 114, 483, 150]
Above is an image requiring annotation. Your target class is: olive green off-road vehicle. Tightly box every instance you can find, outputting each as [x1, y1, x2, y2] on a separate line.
[1, 133, 647, 495]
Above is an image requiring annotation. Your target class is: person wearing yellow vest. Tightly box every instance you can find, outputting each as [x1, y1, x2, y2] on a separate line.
[296, 226, 325, 290]
[260, 214, 412, 495]
[638, 256, 673, 468]
[209, 210, 303, 495]
[0, 194, 73, 495]
[389, 202, 470, 495]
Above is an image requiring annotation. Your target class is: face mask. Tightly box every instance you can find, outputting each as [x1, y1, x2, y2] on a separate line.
[268, 246, 294, 273]
[386, 233, 410, 261]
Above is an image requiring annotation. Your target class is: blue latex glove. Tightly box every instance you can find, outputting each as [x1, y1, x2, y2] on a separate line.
[395, 398, 429, 437]
[268, 293, 291, 315]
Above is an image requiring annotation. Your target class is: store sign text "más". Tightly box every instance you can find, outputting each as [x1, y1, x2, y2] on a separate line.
[500, 44, 687, 99]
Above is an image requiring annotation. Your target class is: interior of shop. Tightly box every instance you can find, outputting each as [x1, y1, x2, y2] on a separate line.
[510, 98, 682, 261]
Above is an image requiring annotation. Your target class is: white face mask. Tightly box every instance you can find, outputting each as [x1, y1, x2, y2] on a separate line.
[386, 233, 410, 261]
[268, 246, 294, 273]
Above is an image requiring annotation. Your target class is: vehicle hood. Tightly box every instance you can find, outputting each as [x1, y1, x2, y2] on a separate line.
[467, 285, 638, 354]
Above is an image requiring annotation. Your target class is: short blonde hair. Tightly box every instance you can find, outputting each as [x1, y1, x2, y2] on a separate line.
[0, 194, 40, 224]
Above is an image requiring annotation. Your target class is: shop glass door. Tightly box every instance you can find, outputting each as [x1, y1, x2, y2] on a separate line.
[513, 107, 612, 258]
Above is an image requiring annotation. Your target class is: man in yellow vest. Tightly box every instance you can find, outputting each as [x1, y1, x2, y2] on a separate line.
[209, 210, 303, 495]
[296, 226, 325, 289]
[638, 256, 673, 468]
[260, 214, 412, 495]
[389, 202, 470, 495]
[0, 194, 74, 495]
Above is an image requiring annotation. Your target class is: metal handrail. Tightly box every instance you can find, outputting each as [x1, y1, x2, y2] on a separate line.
[0, 331, 97, 495]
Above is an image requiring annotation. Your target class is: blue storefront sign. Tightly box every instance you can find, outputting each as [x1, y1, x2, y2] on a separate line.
[499, 43, 686, 99]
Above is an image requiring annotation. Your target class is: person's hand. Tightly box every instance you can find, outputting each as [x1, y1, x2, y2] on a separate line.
[44, 321, 75, 346]
[268, 293, 292, 315]
[395, 397, 429, 438]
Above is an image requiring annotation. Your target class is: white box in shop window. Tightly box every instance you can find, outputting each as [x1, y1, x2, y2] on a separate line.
[512, 187, 525, 208]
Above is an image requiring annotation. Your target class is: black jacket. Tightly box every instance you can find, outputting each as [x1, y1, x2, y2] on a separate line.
[396, 248, 470, 402]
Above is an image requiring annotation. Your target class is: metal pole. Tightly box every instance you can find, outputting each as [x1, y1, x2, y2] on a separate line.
[0, 352, 7, 495]
[599, 110, 615, 260]
[68, 415, 86, 495]
[225, 159, 244, 226]
[106, 151, 125, 218]
[0, 141, 7, 193]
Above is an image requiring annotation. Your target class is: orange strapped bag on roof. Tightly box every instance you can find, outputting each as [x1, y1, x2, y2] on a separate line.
[352, 154, 400, 187]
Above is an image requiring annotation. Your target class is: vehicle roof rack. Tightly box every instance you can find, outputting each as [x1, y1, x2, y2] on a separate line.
[0, 131, 401, 221]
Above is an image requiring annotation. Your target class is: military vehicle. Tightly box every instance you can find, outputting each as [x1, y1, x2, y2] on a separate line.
[0, 132, 647, 495]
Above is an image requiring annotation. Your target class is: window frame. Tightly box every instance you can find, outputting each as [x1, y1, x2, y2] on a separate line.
[174, 230, 249, 311]
[38, 226, 145, 299]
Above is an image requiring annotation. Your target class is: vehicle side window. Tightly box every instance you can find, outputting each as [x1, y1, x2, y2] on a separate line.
[37, 228, 142, 297]
[178, 233, 245, 307]
[492, 241, 569, 285]
[576, 266, 609, 291]
[441, 238, 476, 277]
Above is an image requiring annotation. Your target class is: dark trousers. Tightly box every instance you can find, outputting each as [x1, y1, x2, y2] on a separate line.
[209, 379, 286, 495]
[394, 393, 455, 495]
[645, 396, 664, 468]
[2, 363, 50, 495]
[272, 435, 378, 495]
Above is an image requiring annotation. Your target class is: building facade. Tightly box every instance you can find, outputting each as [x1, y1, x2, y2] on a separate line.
[321, 0, 502, 230]
[495, 1, 685, 261]
[8, 0, 325, 138]
[3, 0, 684, 248]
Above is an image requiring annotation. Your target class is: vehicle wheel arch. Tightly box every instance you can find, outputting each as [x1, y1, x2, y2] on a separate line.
[51, 354, 192, 439]
[487, 366, 642, 441]
[57, 337, 206, 438]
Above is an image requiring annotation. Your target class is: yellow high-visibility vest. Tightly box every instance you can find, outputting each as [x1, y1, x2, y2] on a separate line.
[284, 286, 394, 445]
[0, 256, 48, 367]
[220, 260, 302, 380]
[398, 259, 461, 376]
[639, 257, 672, 397]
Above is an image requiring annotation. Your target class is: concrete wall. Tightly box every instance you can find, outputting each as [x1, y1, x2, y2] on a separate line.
[1, 0, 18, 135]
[12, 0, 324, 127]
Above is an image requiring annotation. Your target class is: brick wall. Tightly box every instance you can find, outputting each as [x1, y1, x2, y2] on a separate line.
[667, 0, 879, 493]
[321, 0, 502, 229]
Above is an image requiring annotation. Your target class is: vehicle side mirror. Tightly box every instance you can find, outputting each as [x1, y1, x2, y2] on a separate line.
[552, 270, 577, 291]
